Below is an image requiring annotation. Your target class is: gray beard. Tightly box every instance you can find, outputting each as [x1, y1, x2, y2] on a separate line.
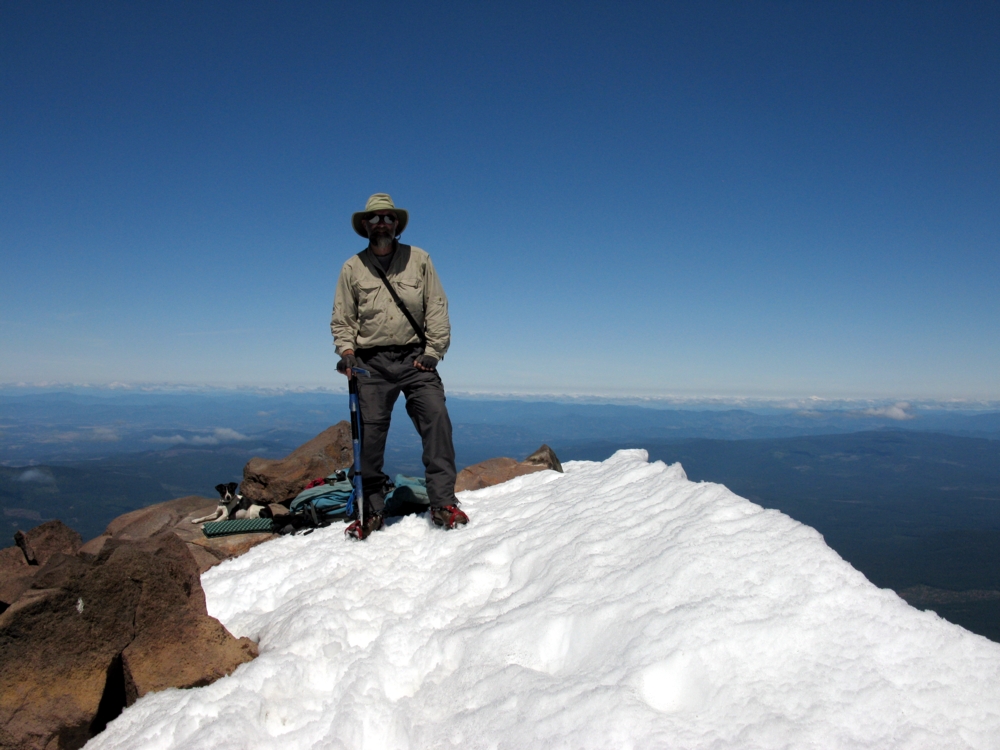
[371, 234, 394, 253]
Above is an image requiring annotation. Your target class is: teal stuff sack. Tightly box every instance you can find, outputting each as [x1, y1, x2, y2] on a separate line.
[384, 474, 429, 517]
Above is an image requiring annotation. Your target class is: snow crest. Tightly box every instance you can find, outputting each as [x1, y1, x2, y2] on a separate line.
[88, 450, 1000, 749]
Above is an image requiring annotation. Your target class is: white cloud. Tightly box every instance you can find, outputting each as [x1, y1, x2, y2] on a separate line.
[191, 435, 221, 445]
[17, 468, 55, 483]
[6, 426, 119, 445]
[860, 402, 915, 421]
[212, 428, 250, 442]
[149, 428, 250, 446]
[149, 434, 187, 445]
[3, 507, 43, 520]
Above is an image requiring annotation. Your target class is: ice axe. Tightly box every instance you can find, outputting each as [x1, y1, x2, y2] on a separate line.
[345, 367, 370, 535]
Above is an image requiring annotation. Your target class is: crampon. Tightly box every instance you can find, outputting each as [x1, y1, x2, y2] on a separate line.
[345, 511, 383, 540]
[431, 504, 469, 529]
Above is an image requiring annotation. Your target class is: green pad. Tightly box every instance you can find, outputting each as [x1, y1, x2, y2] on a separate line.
[202, 518, 276, 537]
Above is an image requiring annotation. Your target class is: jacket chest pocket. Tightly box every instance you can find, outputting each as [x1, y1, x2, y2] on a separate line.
[356, 283, 383, 322]
[394, 278, 423, 313]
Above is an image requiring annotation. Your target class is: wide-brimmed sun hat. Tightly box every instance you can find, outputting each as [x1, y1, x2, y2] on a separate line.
[352, 193, 409, 238]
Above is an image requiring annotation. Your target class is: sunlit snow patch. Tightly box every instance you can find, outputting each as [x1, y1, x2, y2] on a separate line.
[87, 450, 1000, 749]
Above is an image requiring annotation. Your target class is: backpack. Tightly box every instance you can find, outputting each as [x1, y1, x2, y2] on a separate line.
[287, 472, 355, 528]
[281, 472, 431, 534]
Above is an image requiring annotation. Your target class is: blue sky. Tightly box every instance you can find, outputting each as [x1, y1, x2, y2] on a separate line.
[2, 1, 997, 399]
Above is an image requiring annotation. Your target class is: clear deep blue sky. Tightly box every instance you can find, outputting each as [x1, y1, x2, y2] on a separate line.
[2, 2, 997, 399]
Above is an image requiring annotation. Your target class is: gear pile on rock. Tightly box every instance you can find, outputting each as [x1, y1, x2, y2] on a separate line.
[0, 421, 562, 749]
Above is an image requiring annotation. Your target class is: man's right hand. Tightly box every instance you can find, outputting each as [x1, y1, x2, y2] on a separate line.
[336, 351, 358, 378]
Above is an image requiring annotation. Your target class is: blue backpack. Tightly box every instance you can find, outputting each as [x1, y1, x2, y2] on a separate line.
[285, 472, 430, 531]
[289, 473, 355, 526]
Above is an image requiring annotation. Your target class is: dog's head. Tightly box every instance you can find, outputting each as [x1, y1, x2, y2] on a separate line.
[214, 482, 240, 501]
[214, 482, 245, 518]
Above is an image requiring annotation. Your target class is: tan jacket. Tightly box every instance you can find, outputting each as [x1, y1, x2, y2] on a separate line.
[331, 244, 451, 360]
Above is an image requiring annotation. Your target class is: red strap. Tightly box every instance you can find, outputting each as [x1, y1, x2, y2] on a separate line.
[441, 505, 466, 528]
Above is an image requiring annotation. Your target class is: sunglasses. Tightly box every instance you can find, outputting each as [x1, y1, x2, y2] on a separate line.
[367, 213, 397, 225]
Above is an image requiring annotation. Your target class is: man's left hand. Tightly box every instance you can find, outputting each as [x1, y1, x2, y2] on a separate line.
[414, 354, 438, 372]
[337, 352, 358, 377]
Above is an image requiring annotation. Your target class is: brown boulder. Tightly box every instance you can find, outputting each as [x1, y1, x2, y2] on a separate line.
[0, 582, 111, 750]
[79, 495, 278, 575]
[0, 531, 256, 750]
[24, 551, 89, 591]
[77, 533, 111, 559]
[122, 609, 257, 703]
[188, 532, 279, 564]
[1, 521, 83, 613]
[455, 458, 543, 492]
[0, 546, 36, 612]
[241, 422, 353, 504]
[455, 445, 564, 493]
[14, 519, 82, 566]
[104, 494, 215, 540]
[183, 541, 228, 574]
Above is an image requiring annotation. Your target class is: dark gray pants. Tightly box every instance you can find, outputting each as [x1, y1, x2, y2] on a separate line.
[355, 345, 458, 512]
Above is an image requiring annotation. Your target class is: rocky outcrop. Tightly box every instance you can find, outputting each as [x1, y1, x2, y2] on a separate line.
[0, 426, 566, 749]
[1, 520, 82, 612]
[102, 495, 215, 540]
[241, 422, 353, 505]
[520, 444, 564, 473]
[15, 519, 83, 566]
[455, 444, 564, 493]
[0, 531, 256, 750]
[0, 546, 36, 614]
[79, 495, 278, 575]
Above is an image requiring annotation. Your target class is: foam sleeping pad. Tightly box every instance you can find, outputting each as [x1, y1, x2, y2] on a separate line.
[202, 518, 276, 537]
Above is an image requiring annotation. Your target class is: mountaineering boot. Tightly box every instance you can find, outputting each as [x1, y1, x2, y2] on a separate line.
[431, 504, 469, 529]
[345, 510, 384, 540]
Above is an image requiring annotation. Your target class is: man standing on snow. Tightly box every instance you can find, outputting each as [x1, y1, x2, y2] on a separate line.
[331, 193, 469, 539]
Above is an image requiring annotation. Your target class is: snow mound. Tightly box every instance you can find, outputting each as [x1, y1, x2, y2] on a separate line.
[89, 450, 1000, 749]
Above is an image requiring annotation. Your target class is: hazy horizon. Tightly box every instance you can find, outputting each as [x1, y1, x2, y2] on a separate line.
[2, 381, 1000, 413]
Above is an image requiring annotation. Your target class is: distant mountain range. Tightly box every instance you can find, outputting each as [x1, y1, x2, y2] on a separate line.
[3, 390, 999, 466]
[2, 390, 999, 641]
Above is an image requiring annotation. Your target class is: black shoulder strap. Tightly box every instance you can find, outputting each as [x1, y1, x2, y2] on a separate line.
[358, 251, 426, 345]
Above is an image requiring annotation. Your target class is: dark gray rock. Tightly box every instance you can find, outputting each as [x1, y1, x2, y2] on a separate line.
[522, 444, 564, 473]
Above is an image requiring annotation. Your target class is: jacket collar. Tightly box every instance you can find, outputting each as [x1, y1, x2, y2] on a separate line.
[363, 242, 408, 274]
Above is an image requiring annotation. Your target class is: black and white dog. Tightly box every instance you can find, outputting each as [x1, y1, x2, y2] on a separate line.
[192, 482, 269, 523]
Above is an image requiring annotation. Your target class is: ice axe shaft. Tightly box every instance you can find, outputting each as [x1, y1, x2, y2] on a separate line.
[347, 368, 369, 529]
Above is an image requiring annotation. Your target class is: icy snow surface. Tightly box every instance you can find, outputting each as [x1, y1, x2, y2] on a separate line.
[89, 450, 1000, 749]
